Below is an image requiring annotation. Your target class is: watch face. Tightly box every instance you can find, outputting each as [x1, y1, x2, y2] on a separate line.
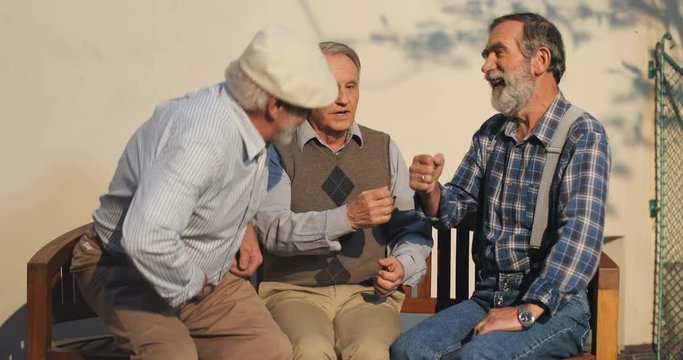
[518, 306, 535, 328]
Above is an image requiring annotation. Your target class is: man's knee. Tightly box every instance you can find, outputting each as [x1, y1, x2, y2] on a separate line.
[458, 336, 500, 360]
[389, 335, 407, 358]
[258, 328, 294, 360]
[390, 334, 419, 360]
[292, 334, 335, 360]
[341, 337, 390, 360]
[111, 309, 197, 360]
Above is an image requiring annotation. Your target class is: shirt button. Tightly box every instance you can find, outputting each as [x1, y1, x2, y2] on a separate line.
[504, 216, 511, 223]
[506, 180, 512, 187]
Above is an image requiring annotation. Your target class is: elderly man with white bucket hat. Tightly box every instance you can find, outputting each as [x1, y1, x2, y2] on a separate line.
[69, 26, 336, 360]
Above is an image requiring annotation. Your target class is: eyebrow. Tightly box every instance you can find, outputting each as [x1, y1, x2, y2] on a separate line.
[481, 41, 507, 58]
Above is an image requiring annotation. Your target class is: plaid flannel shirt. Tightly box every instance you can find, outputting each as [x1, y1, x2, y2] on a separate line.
[425, 93, 610, 314]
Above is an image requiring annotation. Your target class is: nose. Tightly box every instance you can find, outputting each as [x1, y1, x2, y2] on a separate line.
[335, 86, 348, 106]
[481, 53, 496, 74]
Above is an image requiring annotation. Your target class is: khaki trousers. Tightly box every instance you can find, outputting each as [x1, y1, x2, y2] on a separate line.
[259, 281, 404, 360]
[71, 227, 292, 360]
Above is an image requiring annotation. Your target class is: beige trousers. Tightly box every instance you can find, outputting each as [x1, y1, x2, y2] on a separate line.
[259, 281, 404, 360]
[71, 227, 292, 360]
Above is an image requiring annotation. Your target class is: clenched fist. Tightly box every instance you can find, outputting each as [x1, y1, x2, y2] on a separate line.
[374, 256, 405, 296]
[409, 154, 445, 216]
[347, 186, 394, 229]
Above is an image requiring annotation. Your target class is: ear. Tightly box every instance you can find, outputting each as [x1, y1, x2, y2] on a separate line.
[532, 47, 551, 76]
[265, 97, 285, 123]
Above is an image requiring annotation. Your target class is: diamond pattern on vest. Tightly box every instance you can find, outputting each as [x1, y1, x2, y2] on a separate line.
[322, 166, 355, 206]
[314, 257, 351, 284]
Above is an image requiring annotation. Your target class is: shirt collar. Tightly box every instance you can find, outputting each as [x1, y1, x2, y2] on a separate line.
[502, 91, 570, 148]
[295, 120, 363, 151]
[220, 84, 266, 161]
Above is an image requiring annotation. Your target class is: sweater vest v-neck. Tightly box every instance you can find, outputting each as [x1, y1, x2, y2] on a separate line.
[262, 125, 391, 286]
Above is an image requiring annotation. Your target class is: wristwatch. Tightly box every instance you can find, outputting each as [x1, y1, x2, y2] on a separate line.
[517, 304, 536, 329]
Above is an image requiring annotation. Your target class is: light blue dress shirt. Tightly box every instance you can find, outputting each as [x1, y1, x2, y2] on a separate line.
[93, 83, 267, 307]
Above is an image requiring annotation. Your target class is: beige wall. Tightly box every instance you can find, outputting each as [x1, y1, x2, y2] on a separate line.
[2, 0, 681, 357]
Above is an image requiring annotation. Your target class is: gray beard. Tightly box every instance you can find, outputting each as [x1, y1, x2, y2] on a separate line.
[276, 126, 296, 145]
[489, 65, 534, 116]
[276, 116, 297, 145]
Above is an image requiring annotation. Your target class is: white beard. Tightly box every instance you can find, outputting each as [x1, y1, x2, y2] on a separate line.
[276, 115, 298, 145]
[277, 126, 296, 145]
[487, 62, 535, 116]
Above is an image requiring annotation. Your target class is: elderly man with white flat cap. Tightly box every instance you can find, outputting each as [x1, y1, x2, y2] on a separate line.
[69, 26, 336, 360]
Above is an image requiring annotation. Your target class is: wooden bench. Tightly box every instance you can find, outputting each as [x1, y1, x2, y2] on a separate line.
[27, 222, 619, 359]
[27, 223, 127, 359]
[401, 219, 620, 360]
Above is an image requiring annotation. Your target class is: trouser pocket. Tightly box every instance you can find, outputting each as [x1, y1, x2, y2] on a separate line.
[70, 226, 104, 273]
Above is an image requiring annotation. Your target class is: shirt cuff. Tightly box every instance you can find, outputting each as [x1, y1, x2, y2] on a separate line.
[324, 206, 355, 248]
[413, 194, 439, 223]
[522, 276, 561, 315]
[395, 253, 426, 287]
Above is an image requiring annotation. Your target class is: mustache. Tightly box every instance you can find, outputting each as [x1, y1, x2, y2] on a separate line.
[485, 71, 505, 83]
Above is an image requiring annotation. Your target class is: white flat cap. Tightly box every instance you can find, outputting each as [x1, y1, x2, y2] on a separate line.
[239, 26, 337, 109]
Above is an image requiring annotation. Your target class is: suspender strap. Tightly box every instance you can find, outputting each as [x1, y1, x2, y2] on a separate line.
[486, 117, 506, 161]
[529, 105, 584, 249]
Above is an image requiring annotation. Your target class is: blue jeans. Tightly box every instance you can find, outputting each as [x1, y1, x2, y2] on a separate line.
[391, 272, 590, 359]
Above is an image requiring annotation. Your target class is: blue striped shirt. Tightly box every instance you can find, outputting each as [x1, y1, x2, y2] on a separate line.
[93, 83, 267, 307]
[430, 93, 610, 314]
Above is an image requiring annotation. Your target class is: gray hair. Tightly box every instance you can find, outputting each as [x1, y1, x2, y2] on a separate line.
[224, 60, 270, 111]
[489, 13, 565, 84]
[318, 41, 361, 74]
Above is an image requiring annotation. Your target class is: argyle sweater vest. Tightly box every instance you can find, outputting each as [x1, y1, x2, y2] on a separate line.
[262, 125, 391, 286]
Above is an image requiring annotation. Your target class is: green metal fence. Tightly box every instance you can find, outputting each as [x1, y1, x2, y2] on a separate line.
[650, 33, 683, 360]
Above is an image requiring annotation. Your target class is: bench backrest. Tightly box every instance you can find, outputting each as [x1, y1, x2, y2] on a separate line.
[27, 223, 101, 359]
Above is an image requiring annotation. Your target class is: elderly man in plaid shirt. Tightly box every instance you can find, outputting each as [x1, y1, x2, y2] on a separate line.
[392, 12, 611, 359]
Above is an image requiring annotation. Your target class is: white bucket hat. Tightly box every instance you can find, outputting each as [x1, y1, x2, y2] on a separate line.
[239, 26, 337, 109]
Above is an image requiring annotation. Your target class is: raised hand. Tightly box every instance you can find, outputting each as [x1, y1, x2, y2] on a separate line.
[409, 154, 445, 194]
[409, 154, 445, 216]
